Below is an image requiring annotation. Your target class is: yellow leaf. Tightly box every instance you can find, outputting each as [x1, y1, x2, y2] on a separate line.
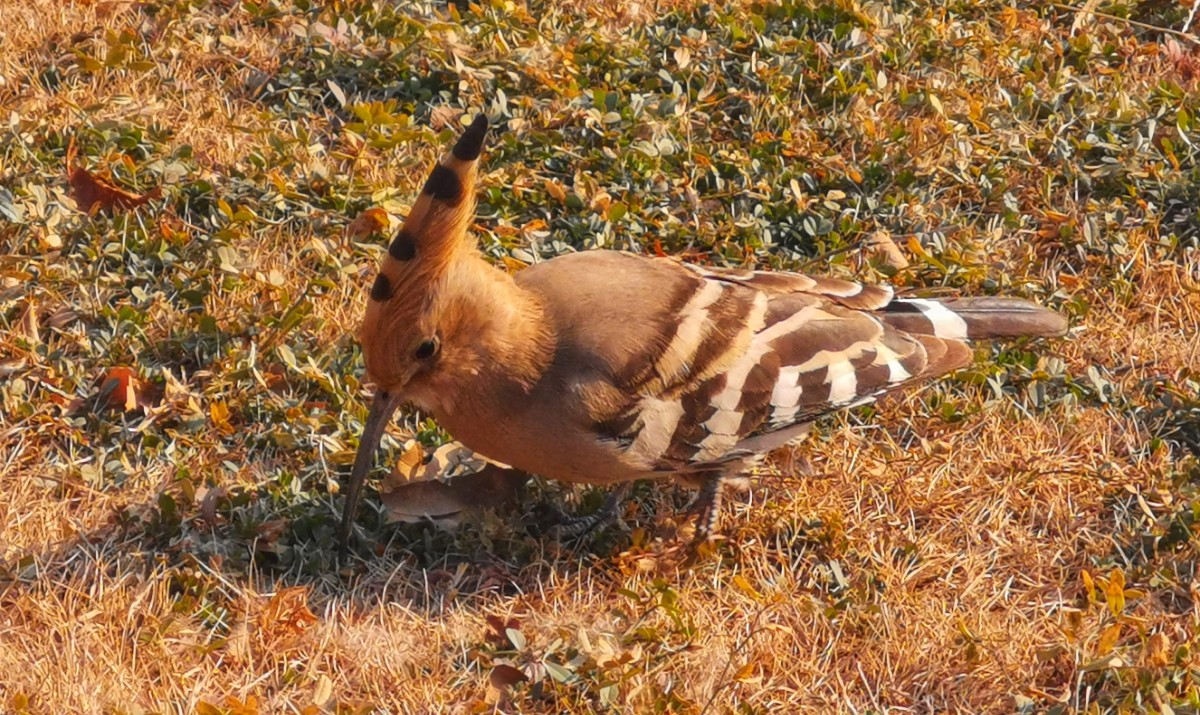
[731, 574, 761, 600]
[195, 702, 224, 715]
[501, 256, 528, 273]
[1105, 568, 1126, 616]
[733, 662, 758, 682]
[1081, 569, 1096, 605]
[905, 235, 930, 258]
[1097, 623, 1121, 655]
[210, 400, 233, 435]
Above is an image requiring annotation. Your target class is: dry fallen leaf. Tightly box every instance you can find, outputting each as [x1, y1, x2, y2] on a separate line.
[95, 366, 141, 412]
[1146, 631, 1171, 668]
[18, 301, 39, 345]
[346, 206, 390, 240]
[866, 230, 909, 270]
[489, 664, 528, 689]
[485, 614, 521, 647]
[429, 104, 465, 130]
[543, 178, 567, 202]
[258, 586, 318, 642]
[66, 136, 161, 215]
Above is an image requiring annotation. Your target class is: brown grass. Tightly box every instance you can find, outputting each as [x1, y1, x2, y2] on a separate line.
[2, 0, 1200, 713]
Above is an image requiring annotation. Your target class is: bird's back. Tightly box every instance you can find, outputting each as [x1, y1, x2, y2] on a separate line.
[494, 250, 1067, 485]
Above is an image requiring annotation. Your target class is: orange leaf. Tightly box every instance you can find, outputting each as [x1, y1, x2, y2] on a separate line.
[96, 366, 140, 412]
[1097, 623, 1121, 655]
[543, 178, 567, 202]
[1146, 631, 1171, 667]
[66, 136, 161, 215]
[1105, 568, 1126, 616]
[258, 586, 318, 641]
[223, 695, 260, 715]
[346, 207, 390, 240]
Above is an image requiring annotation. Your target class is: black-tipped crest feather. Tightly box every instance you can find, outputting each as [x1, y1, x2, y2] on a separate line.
[451, 114, 489, 161]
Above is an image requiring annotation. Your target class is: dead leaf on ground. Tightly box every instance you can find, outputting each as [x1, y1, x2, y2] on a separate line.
[17, 301, 39, 345]
[1146, 631, 1171, 667]
[346, 206, 390, 240]
[866, 230, 909, 270]
[489, 664, 528, 689]
[257, 586, 318, 642]
[485, 614, 522, 647]
[66, 135, 161, 215]
[94, 366, 142, 412]
[430, 105, 465, 130]
[197, 485, 230, 525]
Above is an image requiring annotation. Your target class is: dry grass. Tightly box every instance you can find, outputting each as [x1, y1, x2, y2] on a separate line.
[2, 0, 1200, 713]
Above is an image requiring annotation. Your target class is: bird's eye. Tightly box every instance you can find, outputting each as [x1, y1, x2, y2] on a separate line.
[413, 337, 439, 360]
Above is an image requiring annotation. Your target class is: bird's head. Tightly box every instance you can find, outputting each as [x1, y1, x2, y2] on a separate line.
[341, 114, 490, 555]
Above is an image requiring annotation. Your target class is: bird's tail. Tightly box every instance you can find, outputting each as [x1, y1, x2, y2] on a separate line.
[879, 297, 1069, 340]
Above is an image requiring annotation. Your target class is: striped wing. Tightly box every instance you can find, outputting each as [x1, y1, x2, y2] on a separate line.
[597, 262, 969, 474]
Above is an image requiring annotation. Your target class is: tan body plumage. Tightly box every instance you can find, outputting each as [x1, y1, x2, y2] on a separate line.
[339, 116, 1068, 554]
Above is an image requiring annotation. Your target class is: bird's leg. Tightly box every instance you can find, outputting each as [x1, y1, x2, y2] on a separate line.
[688, 472, 726, 544]
[548, 482, 634, 540]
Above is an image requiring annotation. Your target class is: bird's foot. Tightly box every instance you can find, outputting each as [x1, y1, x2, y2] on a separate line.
[544, 482, 633, 541]
[687, 473, 725, 547]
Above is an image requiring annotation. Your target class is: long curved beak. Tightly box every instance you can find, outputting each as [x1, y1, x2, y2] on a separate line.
[338, 389, 403, 558]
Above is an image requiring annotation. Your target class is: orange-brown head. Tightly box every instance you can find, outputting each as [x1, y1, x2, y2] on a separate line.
[357, 114, 489, 396]
[340, 114, 493, 555]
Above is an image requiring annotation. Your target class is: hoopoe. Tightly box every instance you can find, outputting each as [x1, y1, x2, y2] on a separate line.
[339, 115, 1068, 555]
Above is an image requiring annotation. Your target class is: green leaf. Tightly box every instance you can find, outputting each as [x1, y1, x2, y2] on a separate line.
[506, 627, 526, 651]
[543, 660, 575, 683]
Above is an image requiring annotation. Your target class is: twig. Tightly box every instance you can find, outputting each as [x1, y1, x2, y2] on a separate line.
[1185, 0, 1200, 34]
[1048, 2, 1200, 45]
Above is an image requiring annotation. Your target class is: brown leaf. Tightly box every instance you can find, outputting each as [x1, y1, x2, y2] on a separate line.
[346, 207, 390, 240]
[866, 230, 909, 270]
[485, 614, 521, 647]
[489, 664, 528, 689]
[66, 136, 161, 215]
[255, 518, 289, 544]
[429, 105, 465, 131]
[197, 485, 230, 526]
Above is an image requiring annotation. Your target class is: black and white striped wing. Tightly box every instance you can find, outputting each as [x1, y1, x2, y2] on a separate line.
[596, 265, 968, 473]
